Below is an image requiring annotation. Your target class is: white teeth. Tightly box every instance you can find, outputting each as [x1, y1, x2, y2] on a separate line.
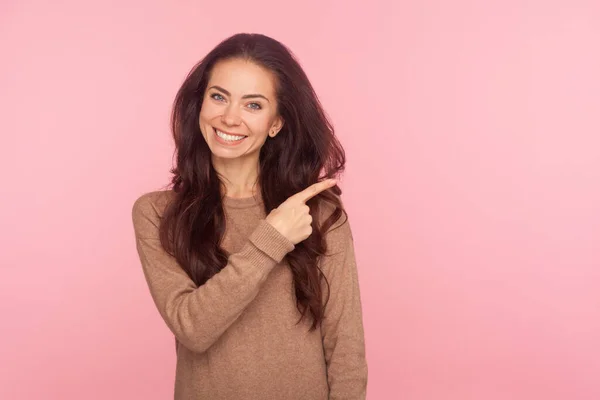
[216, 129, 246, 141]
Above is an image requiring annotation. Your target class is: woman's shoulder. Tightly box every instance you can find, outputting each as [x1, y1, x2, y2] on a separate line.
[131, 189, 176, 230]
[317, 192, 350, 234]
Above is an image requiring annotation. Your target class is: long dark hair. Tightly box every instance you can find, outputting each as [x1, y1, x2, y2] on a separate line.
[159, 33, 347, 331]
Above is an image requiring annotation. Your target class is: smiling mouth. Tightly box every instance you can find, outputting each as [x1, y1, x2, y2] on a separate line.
[213, 127, 247, 143]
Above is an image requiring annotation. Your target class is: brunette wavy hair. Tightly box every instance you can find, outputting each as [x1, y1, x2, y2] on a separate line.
[159, 33, 347, 331]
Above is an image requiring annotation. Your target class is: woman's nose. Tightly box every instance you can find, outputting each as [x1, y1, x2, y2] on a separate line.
[221, 106, 241, 126]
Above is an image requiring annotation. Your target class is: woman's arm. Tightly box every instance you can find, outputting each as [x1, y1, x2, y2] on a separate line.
[320, 215, 368, 400]
[131, 192, 294, 354]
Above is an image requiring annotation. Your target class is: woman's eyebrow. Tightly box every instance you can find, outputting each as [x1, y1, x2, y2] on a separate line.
[208, 85, 270, 102]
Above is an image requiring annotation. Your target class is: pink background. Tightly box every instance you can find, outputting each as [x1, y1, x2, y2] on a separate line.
[1, 1, 599, 399]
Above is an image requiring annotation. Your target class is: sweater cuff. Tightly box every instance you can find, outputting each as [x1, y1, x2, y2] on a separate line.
[248, 219, 295, 262]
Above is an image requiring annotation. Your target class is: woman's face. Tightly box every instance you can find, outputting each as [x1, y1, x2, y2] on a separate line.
[199, 58, 283, 161]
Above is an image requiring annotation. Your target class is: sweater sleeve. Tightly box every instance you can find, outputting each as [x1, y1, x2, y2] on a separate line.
[320, 216, 368, 400]
[131, 193, 295, 354]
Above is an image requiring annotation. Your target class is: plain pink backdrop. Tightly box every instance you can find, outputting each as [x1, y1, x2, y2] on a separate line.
[1, 0, 599, 399]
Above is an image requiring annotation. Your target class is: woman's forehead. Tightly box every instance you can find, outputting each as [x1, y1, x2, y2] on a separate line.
[208, 59, 277, 98]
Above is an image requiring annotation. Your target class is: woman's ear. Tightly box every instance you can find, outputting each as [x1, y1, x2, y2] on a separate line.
[270, 118, 284, 137]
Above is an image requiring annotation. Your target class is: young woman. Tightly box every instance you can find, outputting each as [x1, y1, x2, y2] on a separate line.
[132, 33, 367, 399]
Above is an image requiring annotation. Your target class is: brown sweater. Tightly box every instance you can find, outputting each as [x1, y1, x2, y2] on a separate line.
[131, 189, 368, 399]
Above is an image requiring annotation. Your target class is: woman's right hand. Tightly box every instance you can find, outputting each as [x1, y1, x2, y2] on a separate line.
[265, 179, 337, 245]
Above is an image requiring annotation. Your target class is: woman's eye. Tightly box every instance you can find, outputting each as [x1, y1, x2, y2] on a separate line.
[209, 93, 260, 110]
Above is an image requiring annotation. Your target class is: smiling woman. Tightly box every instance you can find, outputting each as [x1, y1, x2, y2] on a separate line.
[131, 33, 367, 400]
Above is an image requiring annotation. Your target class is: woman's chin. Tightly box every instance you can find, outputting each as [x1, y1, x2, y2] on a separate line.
[209, 142, 255, 160]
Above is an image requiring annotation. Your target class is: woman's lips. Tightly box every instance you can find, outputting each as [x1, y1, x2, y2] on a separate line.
[213, 127, 247, 145]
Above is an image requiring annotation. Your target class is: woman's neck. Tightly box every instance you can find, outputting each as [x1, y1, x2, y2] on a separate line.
[223, 184, 259, 199]
[213, 157, 260, 199]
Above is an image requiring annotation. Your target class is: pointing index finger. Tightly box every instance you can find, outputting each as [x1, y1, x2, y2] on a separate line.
[294, 179, 337, 203]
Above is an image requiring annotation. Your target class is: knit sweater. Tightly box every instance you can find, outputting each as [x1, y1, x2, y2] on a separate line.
[131, 189, 368, 399]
